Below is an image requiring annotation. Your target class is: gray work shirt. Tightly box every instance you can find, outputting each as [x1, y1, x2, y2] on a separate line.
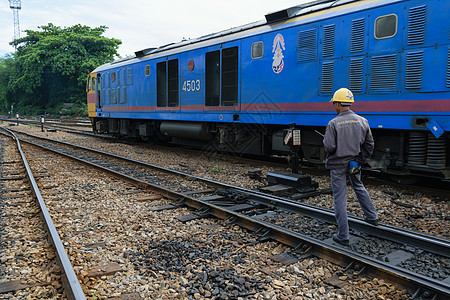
[323, 109, 374, 170]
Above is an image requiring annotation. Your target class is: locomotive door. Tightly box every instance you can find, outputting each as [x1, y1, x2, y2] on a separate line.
[87, 72, 101, 118]
[96, 74, 102, 109]
[155, 55, 181, 111]
[204, 41, 241, 112]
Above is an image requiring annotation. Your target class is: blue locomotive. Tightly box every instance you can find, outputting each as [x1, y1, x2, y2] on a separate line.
[87, 0, 450, 180]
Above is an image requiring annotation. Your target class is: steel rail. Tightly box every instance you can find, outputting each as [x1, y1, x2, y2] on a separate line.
[0, 118, 92, 135]
[12, 128, 450, 299]
[0, 117, 91, 127]
[11, 129, 450, 259]
[0, 128, 86, 300]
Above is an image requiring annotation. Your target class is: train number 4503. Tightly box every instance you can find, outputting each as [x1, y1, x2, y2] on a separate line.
[182, 80, 201, 92]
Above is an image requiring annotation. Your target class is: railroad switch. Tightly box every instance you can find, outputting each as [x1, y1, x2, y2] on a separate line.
[267, 171, 315, 188]
[264, 171, 319, 196]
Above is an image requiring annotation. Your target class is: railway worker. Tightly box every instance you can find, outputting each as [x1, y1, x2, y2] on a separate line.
[323, 88, 378, 246]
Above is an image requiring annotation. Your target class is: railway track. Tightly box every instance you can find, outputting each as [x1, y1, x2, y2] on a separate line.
[0, 117, 93, 135]
[0, 128, 85, 299]
[6, 127, 450, 299]
[5, 117, 450, 194]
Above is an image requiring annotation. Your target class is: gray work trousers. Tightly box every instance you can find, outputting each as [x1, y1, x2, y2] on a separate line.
[330, 167, 378, 240]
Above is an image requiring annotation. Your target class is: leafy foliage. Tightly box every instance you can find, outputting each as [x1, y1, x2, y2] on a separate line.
[0, 23, 121, 116]
[0, 54, 15, 112]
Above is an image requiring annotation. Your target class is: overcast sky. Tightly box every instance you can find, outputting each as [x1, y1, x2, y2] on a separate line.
[0, 0, 310, 58]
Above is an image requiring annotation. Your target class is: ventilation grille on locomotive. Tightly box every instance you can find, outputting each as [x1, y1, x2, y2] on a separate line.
[370, 54, 398, 92]
[405, 51, 424, 90]
[323, 24, 335, 57]
[321, 61, 334, 94]
[121, 87, 127, 104]
[298, 28, 317, 62]
[351, 18, 365, 53]
[126, 68, 133, 85]
[407, 5, 427, 46]
[447, 47, 450, 88]
[110, 88, 117, 104]
[349, 57, 364, 93]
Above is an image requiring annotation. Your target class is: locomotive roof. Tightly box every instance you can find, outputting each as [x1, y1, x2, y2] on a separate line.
[93, 0, 392, 72]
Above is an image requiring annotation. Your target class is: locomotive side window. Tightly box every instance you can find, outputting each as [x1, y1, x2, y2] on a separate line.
[374, 14, 397, 39]
[97, 75, 102, 108]
[206, 50, 220, 106]
[111, 72, 116, 82]
[145, 65, 150, 76]
[168, 59, 179, 107]
[87, 76, 91, 91]
[251, 42, 263, 59]
[222, 47, 238, 106]
[157, 62, 167, 107]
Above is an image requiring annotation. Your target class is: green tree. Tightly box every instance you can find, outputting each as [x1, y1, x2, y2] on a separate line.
[3, 23, 121, 116]
[0, 54, 16, 113]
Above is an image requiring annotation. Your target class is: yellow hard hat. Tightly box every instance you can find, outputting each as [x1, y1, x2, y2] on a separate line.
[330, 88, 354, 104]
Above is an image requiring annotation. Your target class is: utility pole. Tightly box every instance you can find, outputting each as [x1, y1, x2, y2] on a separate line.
[9, 0, 21, 49]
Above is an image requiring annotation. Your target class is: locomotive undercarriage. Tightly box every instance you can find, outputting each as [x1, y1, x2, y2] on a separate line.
[369, 130, 450, 180]
[92, 117, 449, 180]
